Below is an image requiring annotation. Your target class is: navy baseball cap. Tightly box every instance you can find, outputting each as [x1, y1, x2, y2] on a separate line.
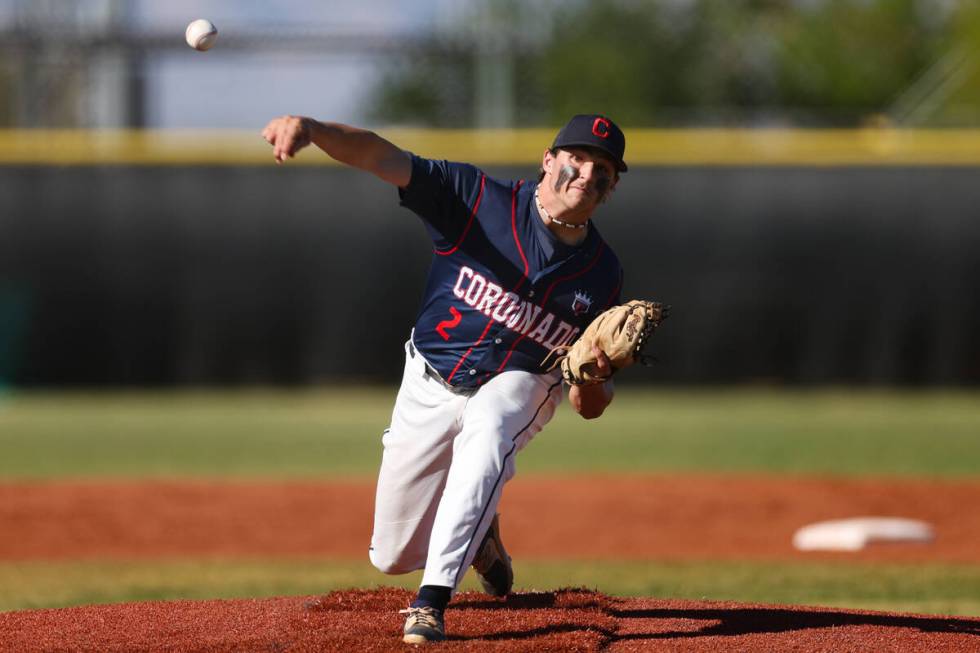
[551, 114, 628, 172]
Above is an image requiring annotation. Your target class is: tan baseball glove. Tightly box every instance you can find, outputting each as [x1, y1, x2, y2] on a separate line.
[555, 300, 670, 385]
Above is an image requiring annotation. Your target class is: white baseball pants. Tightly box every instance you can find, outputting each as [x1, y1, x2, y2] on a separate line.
[369, 338, 563, 592]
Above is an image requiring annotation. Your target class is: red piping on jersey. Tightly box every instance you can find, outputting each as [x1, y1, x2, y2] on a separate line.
[510, 181, 530, 278]
[435, 173, 486, 257]
[495, 241, 607, 373]
[447, 181, 528, 383]
[603, 270, 624, 310]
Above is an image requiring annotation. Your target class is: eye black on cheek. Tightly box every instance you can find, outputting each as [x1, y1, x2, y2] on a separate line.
[554, 164, 577, 192]
[594, 176, 611, 197]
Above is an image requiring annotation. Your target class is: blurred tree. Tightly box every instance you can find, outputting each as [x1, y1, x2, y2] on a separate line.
[370, 49, 475, 127]
[368, 0, 974, 127]
[534, 0, 697, 125]
[368, 0, 545, 127]
[896, 0, 980, 126]
[775, 0, 946, 125]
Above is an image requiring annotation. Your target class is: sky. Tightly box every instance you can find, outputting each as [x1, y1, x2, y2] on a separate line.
[134, 0, 455, 33]
[0, 0, 475, 128]
[140, 0, 470, 128]
[145, 49, 381, 128]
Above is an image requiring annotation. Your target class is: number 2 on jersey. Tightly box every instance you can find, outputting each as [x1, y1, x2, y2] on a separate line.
[436, 307, 462, 340]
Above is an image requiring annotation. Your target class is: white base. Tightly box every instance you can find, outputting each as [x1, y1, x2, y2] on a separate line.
[792, 517, 934, 551]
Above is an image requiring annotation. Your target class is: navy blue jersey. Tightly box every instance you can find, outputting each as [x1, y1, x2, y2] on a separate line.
[399, 155, 623, 389]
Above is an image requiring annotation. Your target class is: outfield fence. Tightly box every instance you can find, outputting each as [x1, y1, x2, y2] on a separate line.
[1, 130, 978, 385]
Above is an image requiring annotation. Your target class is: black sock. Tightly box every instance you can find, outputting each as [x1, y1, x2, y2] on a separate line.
[411, 585, 451, 612]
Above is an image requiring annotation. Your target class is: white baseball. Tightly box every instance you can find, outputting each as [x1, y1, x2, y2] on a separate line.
[185, 19, 218, 51]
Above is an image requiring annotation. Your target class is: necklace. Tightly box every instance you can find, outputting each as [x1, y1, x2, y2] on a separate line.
[535, 188, 588, 230]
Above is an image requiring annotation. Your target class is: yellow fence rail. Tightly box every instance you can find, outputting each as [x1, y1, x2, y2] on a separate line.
[4, 128, 980, 166]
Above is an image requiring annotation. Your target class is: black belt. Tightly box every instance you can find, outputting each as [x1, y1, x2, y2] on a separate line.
[409, 342, 477, 397]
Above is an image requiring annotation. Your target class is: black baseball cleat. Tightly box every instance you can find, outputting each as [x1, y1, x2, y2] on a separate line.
[400, 606, 446, 644]
[472, 513, 513, 597]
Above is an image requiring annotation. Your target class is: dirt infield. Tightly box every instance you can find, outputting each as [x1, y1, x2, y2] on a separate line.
[2, 474, 979, 561]
[3, 474, 980, 650]
[2, 588, 978, 652]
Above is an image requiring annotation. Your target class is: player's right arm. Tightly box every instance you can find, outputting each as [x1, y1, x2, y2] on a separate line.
[261, 116, 412, 187]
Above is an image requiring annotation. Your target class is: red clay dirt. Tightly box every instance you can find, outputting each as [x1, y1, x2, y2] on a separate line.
[1, 588, 978, 652]
[3, 474, 980, 651]
[2, 474, 979, 562]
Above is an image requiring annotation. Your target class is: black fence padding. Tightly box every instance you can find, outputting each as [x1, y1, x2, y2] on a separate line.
[1, 165, 978, 386]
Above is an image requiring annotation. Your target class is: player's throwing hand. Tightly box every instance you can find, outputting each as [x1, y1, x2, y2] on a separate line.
[261, 115, 312, 163]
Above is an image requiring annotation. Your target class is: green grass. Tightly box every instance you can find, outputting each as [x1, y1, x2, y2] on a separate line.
[1, 387, 979, 478]
[2, 558, 978, 617]
[1, 388, 977, 619]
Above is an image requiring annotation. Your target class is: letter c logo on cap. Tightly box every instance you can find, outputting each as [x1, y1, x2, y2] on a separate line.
[592, 117, 611, 139]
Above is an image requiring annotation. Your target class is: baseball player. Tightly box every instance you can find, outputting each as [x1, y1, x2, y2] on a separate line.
[262, 113, 627, 644]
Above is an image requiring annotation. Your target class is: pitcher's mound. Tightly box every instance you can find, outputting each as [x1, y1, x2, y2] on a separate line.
[1, 587, 978, 652]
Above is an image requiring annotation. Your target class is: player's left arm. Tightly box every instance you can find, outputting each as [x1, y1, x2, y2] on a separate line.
[568, 345, 615, 419]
